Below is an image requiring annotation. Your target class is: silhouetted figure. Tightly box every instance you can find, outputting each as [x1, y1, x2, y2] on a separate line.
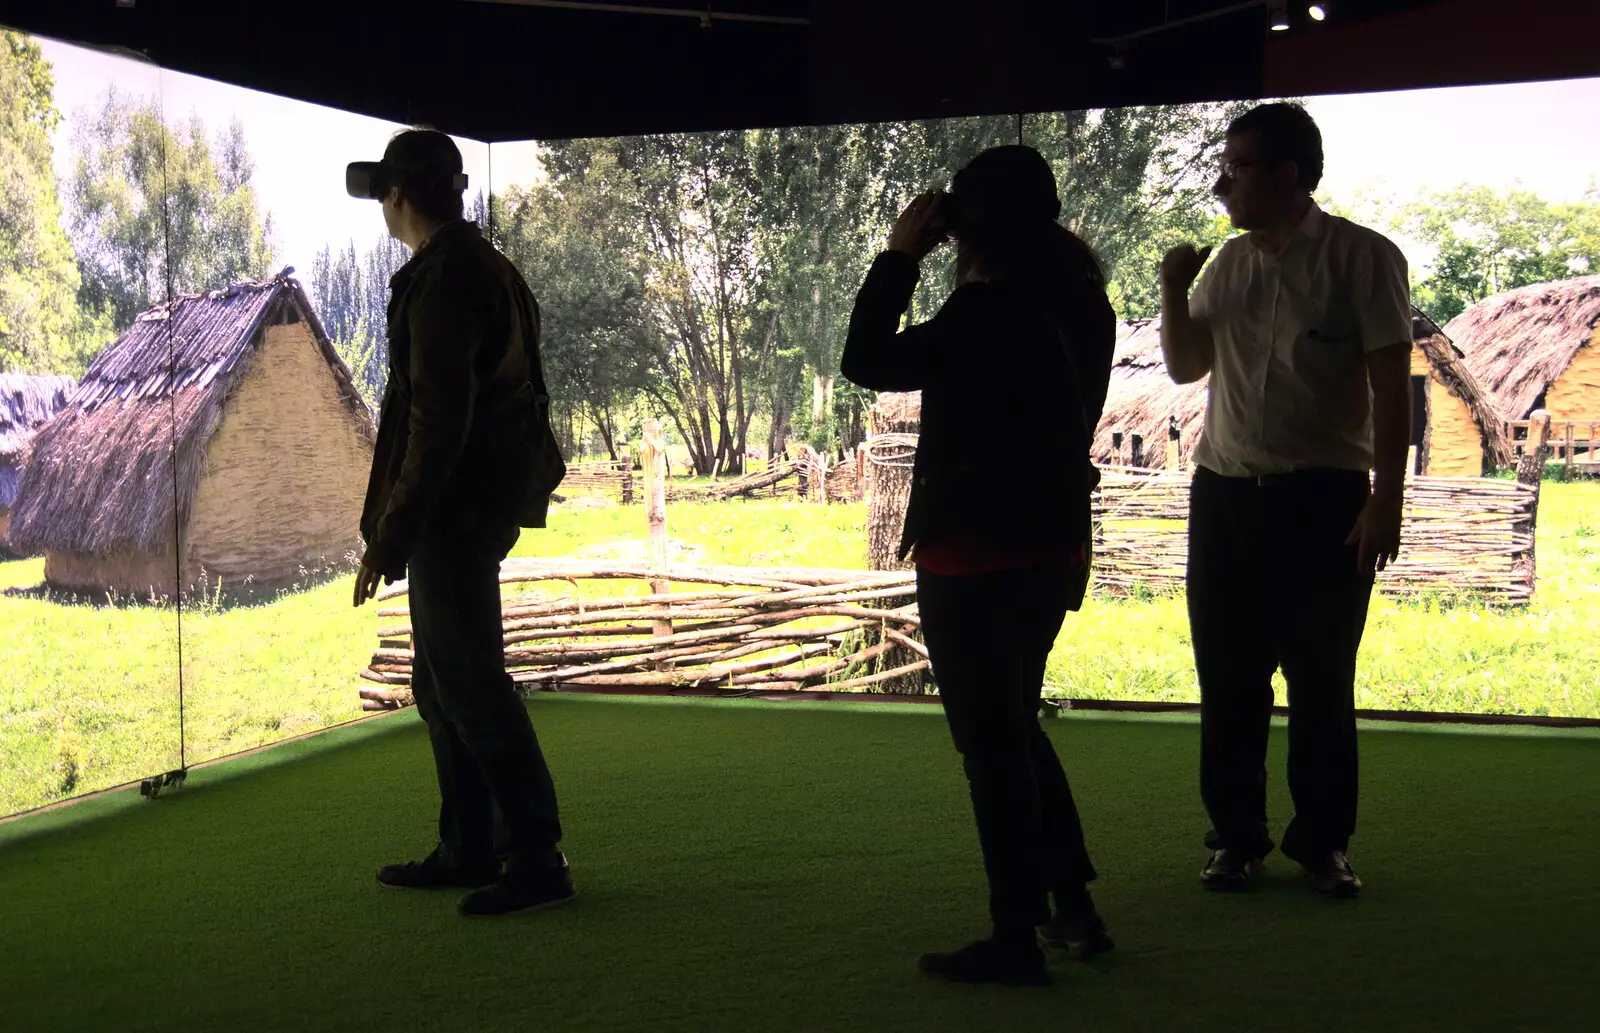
[1160, 103, 1412, 898]
[348, 129, 573, 917]
[842, 146, 1116, 986]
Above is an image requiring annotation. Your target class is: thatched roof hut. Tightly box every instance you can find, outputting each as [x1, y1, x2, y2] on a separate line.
[1444, 275, 1600, 424]
[1092, 309, 1511, 477]
[8, 272, 375, 597]
[0, 373, 76, 552]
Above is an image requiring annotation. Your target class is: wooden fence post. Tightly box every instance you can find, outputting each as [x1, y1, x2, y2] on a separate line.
[856, 442, 868, 501]
[1512, 410, 1552, 598]
[1564, 421, 1575, 479]
[640, 420, 672, 644]
[620, 448, 635, 505]
[1130, 433, 1144, 468]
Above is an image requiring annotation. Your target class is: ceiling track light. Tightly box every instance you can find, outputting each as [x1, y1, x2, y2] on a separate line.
[1309, 4, 1328, 21]
[1269, 1, 1291, 32]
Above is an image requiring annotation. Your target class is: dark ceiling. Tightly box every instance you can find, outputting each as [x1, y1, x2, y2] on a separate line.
[0, 0, 1593, 141]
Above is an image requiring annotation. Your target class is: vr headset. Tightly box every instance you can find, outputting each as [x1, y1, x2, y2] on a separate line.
[346, 161, 469, 200]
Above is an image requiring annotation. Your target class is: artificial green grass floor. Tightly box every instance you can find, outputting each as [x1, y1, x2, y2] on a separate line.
[1, 696, 1597, 1033]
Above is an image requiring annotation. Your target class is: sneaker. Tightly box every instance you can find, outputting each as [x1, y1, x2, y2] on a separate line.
[1036, 911, 1115, 961]
[457, 853, 577, 918]
[377, 849, 498, 890]
[1303, 850, 1362, 898]
[1200, 848, 1264, 891]
[916, 938, 1050, 987]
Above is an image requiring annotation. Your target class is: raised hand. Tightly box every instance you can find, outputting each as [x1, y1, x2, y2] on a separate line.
[887, 192, 950, 261]
[1161, 243, 1213, 292]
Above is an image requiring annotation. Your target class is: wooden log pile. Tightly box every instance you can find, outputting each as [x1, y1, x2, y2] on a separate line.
[664, 459, 803, 502]
[357, 559, 927, 711]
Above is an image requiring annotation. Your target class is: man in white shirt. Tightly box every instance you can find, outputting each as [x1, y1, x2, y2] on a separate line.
[1159, 103, 1411, 898]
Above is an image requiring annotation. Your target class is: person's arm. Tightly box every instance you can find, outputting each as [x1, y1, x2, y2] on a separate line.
[840, 191, 951, 393]
[361, 265, 488, 579]
[1159, 244, 1216, 384]
[1344, 236, 1414, 574]
[839, 250, 933, 392]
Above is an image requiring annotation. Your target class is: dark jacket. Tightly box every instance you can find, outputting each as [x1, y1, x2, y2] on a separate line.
[360, 220, 554, 580]
[840, 250, 1115, 583]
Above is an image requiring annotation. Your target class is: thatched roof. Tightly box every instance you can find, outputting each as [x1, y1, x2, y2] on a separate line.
[0, 374, 76, 509]
[1092, 320, 1207, 465]
[1411, 310, 1513, 470]
[1094, 308, 1511, 469]
[8, 273, 372, 557]
[1445, 275, 1600, 421]
[870, 391, 921, 429]
[0, 373, 75, 461]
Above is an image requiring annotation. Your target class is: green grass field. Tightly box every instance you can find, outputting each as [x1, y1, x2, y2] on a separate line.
[2, 697, 1596, 1033]
[3, 485, 1599, 816]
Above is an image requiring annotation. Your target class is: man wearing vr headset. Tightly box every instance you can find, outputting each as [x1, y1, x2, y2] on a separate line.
[348, 129, 572, 918]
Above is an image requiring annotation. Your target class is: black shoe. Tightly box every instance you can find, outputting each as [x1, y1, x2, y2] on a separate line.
[1037, 911, 1115, 961]
[377, 850, 498, 890]
[1302, 850, 1362, 898]
[457, 853, 577, 917]
[1200, 848, 1264, 891]
[917, 938, 1050, 987]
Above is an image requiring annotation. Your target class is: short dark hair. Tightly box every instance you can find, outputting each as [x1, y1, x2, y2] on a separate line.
[1228, 102, 1323, 192]
[382, 128, 465, 223]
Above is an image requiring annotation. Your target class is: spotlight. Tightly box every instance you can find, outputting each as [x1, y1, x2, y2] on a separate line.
[1309, 3, 1327, 20]
[1270, 1, 1290, 30]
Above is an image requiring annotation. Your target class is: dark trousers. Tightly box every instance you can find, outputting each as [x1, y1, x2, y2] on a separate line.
[407, 520, 562, 871]
[1187, 466, 1374, 862]
[917, 564, 1097, 934]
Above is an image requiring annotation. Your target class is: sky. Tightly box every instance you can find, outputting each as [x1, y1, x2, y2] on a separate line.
[31, 34, 1600, 284]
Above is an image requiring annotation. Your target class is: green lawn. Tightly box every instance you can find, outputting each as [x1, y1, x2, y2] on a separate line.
[4, 486, 1599, 816]
[2, 697, 1596, 1033]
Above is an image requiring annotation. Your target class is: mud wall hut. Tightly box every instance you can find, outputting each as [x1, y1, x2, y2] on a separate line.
[1445, 275, 1600, 427]
[7, 273, 374, 597]
[0, 373, 76, 552]
[1093, 308, 1510, 476]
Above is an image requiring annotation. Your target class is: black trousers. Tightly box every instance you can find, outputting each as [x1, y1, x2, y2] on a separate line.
[407, 519, 562, 871]
[1187, 466, 1374, 862]
[917, 564, 1097, 934]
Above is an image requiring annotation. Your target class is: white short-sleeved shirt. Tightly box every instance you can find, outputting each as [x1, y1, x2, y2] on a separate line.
[1188, 203, 1411, 478]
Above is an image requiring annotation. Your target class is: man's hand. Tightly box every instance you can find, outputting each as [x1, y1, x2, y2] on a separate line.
[353, 558, 384, 607]
[887, 192, 950, 261]
[1160, 243, 1213, 293]
[1345, 493, 1403, 575]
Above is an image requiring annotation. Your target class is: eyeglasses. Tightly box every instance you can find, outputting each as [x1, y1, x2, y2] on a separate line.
[1219, 158, 1278, 180]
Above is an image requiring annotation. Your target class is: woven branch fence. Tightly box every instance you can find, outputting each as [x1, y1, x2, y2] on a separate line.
[357, 560, 926, 710]
[867, 410, 1554, 606]
[1091, 466, 1542, 604]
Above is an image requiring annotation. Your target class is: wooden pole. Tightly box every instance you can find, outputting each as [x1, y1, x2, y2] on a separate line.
[1564, 421, 1575, 478]
[1130, 433, 1144, 468]
[640, 419, 672, 643]
[1512, 409, 1551, 597]
[856, 442, 868, 501]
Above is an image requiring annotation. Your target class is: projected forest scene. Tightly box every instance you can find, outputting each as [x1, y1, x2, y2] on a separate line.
[3, 26, 1599, 815]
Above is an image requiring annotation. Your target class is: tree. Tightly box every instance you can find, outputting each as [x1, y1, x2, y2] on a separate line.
[1397, 185, 1600, 323]
[0, 31, 106, 374]
[1025, 101, 1252, 318]
[309, 233, 408, 408]
[541, 133, 768, 476]
[68, 90, 276, 332]
[495, 164, 651, 461]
